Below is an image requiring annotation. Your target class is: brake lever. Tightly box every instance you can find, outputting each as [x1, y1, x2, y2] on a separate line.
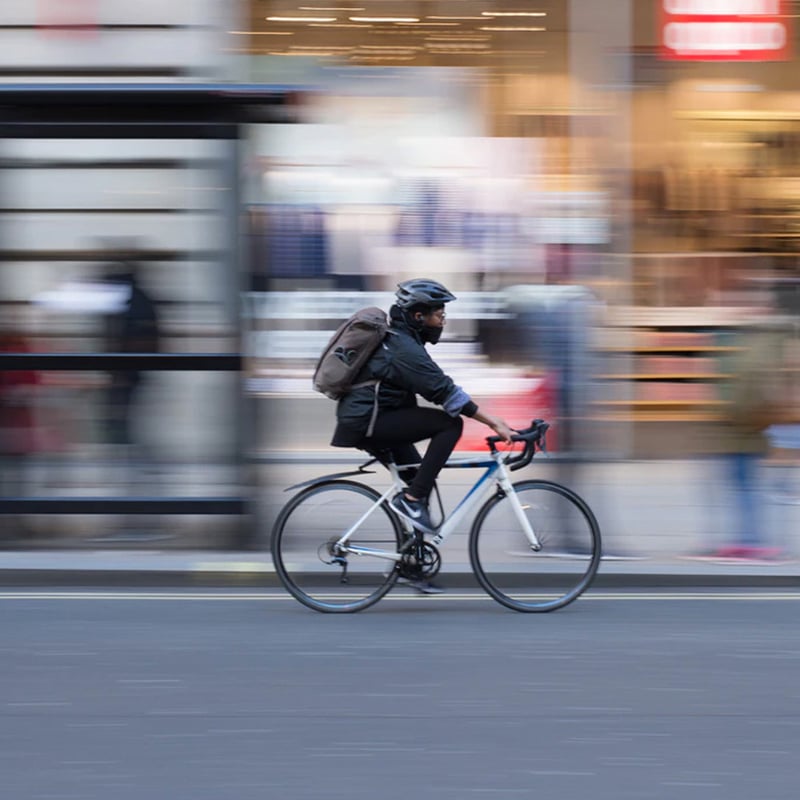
[535, 423, 550, 457]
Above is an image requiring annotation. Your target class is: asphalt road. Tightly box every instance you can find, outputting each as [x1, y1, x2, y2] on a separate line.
[3, 588, 800, 800]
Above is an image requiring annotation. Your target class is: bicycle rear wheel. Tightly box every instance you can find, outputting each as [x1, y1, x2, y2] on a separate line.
[469, 479, 601, 612]
[271, 480, 403, 613]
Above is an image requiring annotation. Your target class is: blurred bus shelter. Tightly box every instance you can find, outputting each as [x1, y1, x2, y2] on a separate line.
[0, 83, 305, 548]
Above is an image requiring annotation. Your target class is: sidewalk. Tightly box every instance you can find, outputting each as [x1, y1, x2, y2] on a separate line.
[2, 456, 799, 588]
[1, 550, 799, 589]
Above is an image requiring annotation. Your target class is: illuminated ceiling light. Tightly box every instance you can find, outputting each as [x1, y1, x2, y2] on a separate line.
[356, 50, 420, 56]
[371, 29, 425, 35]
[349, 16, 419, 22]
[309, 22, 371, 27]
[481, 11, 546, 16]
[428, 49, 489, 55]
[426, 42, 490, 49]
[351, 55, 417, 61]
[426, 16, 486, 20]
[358, 45, 422, 51]
[266, 16, 337, 22]
[396, 22, 460, 26]
[425, 34, 490, 40]
[479, 26, 546, 31]
[270, 49, 340, 56]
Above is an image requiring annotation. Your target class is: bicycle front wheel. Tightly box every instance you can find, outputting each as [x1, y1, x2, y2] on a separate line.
[469, 479, 601, 612]
[271, 480, 403, 613]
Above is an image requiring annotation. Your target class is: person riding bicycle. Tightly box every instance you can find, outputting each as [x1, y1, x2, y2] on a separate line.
[331, 278, 513, 535]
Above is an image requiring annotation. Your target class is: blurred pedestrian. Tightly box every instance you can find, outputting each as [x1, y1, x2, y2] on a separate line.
[765, 279, 800, 507]
[94, 249, 169, 543]
[697, 295, 797, 562]
[101, 255, 160, 464]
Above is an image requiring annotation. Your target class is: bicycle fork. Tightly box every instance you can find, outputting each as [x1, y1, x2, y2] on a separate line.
[496, 465, 542, 552]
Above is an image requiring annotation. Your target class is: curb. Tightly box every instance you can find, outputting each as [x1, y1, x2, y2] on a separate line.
[1, 568, 799, 590]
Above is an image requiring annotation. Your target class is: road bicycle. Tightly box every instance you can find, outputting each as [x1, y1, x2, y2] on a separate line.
[271, 419, 602, 613]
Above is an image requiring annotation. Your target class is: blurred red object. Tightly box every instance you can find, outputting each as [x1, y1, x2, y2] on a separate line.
[0, 335, 41, 455]
[456, 372, 558, 452]
[37, 0, 98, 36]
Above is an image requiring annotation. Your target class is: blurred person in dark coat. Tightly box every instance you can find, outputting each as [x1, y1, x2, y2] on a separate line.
[94, 249, 168, 542]
[101, 257, 160, 455]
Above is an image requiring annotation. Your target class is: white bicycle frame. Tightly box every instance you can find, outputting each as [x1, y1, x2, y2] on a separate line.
[337, 449, 541, 562]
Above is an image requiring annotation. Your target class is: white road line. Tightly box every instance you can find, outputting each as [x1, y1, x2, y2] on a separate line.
[2, 591, 800, 602]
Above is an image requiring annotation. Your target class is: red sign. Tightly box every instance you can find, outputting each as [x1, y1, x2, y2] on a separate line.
[660, 0, 791, 61]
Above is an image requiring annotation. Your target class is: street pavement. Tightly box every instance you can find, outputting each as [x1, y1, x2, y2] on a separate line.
[2, 456, 800, 588]
[3, 589, 800, 800]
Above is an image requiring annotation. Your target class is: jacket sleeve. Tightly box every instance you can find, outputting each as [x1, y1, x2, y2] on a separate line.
[390, 341, 477, 417]
[443, 387, 478, 417]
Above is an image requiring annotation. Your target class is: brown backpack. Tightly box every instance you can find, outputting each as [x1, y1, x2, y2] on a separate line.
[312, 307, 390, 411]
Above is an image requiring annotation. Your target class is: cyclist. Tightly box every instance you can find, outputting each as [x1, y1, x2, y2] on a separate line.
[331, 278, 513, 538]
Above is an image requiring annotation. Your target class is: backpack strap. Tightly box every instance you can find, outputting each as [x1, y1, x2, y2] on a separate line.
[350, 332, 394, 438]
[347, 379, 381, 438]
[349, 379, 379, 391]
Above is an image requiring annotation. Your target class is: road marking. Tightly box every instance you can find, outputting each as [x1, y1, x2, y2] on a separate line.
[3, 590, 800, 602]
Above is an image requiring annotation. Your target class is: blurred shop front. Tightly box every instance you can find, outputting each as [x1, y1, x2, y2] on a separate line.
[241, 2, 623, 466]
[242, 0, 800, 467]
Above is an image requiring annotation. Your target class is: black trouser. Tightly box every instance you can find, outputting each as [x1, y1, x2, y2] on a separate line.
[360, 407, 463, 500]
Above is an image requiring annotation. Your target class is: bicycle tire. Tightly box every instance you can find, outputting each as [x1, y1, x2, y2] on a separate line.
[271, 479, 403, 613]
[469, 479, 601, 612]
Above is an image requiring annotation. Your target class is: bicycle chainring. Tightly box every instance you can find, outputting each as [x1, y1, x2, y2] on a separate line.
[399, 541, 441, 580]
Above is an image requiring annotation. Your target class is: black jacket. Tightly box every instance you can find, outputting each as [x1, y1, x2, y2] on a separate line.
[103, 271, 160, 388]
[331, 306, 477, 446]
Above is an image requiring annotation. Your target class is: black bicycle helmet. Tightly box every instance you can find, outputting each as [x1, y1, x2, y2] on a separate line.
[395, 278, 456, 310]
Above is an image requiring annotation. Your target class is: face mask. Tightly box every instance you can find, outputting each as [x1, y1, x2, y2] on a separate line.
[420, 324, 443, 345]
